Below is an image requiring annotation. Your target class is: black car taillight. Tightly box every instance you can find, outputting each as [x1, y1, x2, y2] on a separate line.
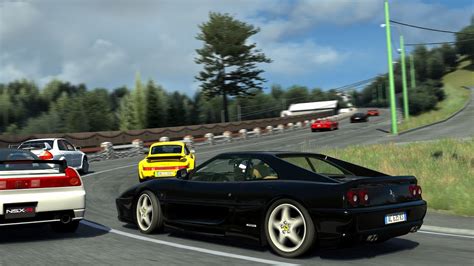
[346, 188, 369, 207]
[409, 184, 422, 198]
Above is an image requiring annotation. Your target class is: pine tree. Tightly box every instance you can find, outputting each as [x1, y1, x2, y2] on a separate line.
[145, 80, 167, 128]
[195, 12, 271, 122]
[132, 72, 146, 129]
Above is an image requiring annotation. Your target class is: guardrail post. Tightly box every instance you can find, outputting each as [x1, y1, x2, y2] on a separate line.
[132, 139, 144, 156]
[295, 122, 303, 129]
[100, 142, 114, 160]
[304, 120, 310, 127]
[277, 124, 285, 133]
[239, 129, 247, 140]
[253, 127, 261, 137]
[223, 131, 232, 142]
[204, 133, 214, 145]
[287, 123, 294, 130]
[266, 125, 273, 135]
[183, 135, 194, 148]
[159, 136, 170, 142]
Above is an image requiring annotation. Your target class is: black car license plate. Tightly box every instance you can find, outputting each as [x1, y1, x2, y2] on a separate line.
[4, 204, 36, 219]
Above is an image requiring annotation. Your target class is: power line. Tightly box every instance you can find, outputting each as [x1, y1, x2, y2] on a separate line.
[405, 38, 474, 46]
[390, 20, 474, 35]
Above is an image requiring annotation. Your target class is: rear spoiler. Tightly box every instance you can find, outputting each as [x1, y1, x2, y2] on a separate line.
[146, 154, 184, 159]
[345, 175, 417, 186]
[0, 160, 67, 172]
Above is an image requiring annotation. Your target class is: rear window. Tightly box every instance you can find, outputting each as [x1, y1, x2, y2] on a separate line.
[280, 155, 348, 177]
[19, 140, 54, 150]
[281, 156, 314, 172]
[150, 145, 182, 154]
[0, 149, 53, 172]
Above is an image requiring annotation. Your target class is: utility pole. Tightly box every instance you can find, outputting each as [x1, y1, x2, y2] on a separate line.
[400, 35, 409, 120]
[384, 0, 398, 135]
[410, 54, 416, 89]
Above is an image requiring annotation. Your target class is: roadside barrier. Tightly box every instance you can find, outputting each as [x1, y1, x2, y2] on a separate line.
[87, 110, 356, 162]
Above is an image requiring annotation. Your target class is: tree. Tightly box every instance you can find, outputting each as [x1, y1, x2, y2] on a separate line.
[439, 44, 457, 69]
[167, 92, 187, 126]
[413, 45, 429, 82]
[427, 51, 445, 80]
[195, 12, 271, 122]
[456, 23, 474, 61]
[145, 80, 168, 128]
[118, 94, 138, 130]
[132, 72, 146, 129]
[284, 85, 310, 106]
[0, 87, 11, 132]
[83, 89, 114, 131]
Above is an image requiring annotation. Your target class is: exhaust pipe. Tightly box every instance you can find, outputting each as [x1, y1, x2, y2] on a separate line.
[60, 215, 72, 224]
[410, 226, 420, 233]
[366, 234, 379, 242]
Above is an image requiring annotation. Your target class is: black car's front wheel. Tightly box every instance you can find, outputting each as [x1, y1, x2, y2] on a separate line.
[135, 190, 163, 234]
[265, 199, 315, 258]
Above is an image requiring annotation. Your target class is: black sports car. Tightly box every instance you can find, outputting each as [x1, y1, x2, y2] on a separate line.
[116, 152, 426, 258]
[350, 112, 369, 123]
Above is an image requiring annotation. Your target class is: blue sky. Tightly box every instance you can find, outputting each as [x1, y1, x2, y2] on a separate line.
[0, 0, 472, 95]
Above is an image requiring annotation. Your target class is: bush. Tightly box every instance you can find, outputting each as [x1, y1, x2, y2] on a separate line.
[409, 87, 438, 115]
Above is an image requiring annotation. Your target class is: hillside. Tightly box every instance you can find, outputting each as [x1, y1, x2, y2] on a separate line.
[398, 59, 473, 132]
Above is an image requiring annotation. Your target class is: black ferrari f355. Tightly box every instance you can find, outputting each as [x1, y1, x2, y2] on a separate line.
[116, 151, 427, 258]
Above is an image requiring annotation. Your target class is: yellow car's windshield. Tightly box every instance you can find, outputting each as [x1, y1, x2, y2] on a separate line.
[150, 145, 182, 154]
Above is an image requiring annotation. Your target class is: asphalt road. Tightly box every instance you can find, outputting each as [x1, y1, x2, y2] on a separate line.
[1, 93, 473, 265]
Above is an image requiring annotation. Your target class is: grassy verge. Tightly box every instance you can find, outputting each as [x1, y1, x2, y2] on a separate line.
[320, 138, 474, 216]
[398, 60, 472, 132]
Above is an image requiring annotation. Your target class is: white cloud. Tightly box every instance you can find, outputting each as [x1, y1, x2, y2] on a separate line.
[264, 41, 347, 76]
[0, 0, 471, 93]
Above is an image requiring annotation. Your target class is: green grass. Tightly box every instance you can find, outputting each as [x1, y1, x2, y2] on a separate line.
[399, 60, 473, 132]
[320, 138, 474, 216]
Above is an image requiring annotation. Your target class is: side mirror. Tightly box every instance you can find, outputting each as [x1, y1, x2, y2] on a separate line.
[75, 146, 81, 151]
[190, 149, 196, 154]
[176, 169, 188, 179]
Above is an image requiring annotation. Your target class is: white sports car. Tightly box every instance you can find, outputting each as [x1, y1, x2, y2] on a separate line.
[0, 149, 86, 232]
[18, 138, 89, 174]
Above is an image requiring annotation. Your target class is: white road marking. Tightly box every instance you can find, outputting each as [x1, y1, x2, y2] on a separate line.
[82, 164, 138, 178]
[418, 230, 474, 239]
[81, 220, 298, 266]
[419, 225, 474, 239]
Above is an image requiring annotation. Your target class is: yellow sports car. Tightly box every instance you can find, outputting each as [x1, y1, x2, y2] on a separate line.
[138, 141, 196, 182]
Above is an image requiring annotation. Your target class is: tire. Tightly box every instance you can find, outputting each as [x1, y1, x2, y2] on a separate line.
[51, 220, 80, 233]
[311, 129, 316, 132]
[264, 199, 315, 258]
[135, 190, 163, 234]
[80, 157, 89, 174]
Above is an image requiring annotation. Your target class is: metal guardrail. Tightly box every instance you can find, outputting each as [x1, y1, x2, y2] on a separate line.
[86, 110, 357, 162]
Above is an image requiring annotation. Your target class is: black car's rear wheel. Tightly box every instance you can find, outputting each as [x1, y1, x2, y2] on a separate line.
[265, 199, 315, 258]
[135, 190, 163, 234]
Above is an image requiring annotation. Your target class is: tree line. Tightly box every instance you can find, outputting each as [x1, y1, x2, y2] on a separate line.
[0, 76, 346, 135]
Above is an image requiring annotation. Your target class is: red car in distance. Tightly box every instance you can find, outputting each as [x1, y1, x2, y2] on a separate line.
[311, 119, 339, 132]
[367, 109, 380, 116]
